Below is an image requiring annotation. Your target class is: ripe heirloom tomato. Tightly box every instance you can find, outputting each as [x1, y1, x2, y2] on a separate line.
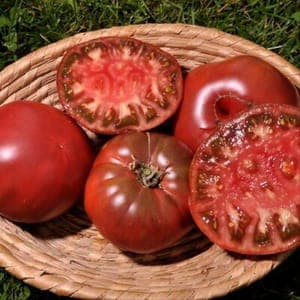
[174, 55, 299, 151]
[84, 132, 194, 254]
[57, 37, 183, 134]
[0, 101, 94, 223]
[189, 104, 300, 255]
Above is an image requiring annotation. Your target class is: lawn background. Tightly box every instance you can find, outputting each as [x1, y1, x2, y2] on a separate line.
[0, 1, 299, 299]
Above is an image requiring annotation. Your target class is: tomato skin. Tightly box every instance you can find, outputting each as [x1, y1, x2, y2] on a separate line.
[189, 103, 300, 255]
[174, 55, 300, 151]
[0, 101, 94, 223]
[84, 132, 194, 254]
[57, 37, 183, 134]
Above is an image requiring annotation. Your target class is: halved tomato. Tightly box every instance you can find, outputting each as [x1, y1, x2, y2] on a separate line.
[57, 37, 183, 134]
[189, 104, 300, 255]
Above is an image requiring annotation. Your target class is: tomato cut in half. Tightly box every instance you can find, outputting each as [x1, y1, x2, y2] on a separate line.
[189, 104, 300, 255]
[57, 37, 183, 134]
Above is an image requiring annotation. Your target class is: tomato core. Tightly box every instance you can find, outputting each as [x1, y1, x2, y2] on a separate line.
[129, 159, 165, 188]
[215, 96, 250, 121]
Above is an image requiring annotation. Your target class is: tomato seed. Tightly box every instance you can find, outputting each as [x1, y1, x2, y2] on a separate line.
[226, 205, 251, 241]
[280, 157, 297, 179]
[201, 210, 218, 232]
[62, 53, 80, 77]
[102, 107, 117, 127]
[274, 208, 300, 241]
[63, 83, 73, 102]
[254, 231, 271, 246]
[197, 171, 220, 186]
[74, 105, 95, 123]
[163, 86, 175, 95]
[242, 159, 258, 173]
[143, 106, 157, 122]
[115, 106, 139, 129]
[157, 97, 170, 109]
[159, 57, 171, 67]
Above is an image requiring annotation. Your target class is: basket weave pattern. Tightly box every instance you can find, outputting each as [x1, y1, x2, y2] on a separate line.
[0, 24, 299, 300]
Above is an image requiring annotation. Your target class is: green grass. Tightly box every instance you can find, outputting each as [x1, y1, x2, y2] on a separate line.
[0, 0, 299, 299]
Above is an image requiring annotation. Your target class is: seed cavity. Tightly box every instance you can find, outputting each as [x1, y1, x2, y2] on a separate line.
[254, 208, 272, 246]
[74, 104, 95, 123]
[102, 107, 117, 127]
[245, 113, 275, 139]
[198, 171, 220, 187]
[255, 231, 271, 246]
[62, 53, 80, 76]
[274, 208, 300, 240]
[157, 97, 170, 109]
[63, 83, 73, 101]
[115, 105, 139, 129]
[278, 113, 300, 129]
[226, 204, 251, 241]
[201, 209, 218, 232]
[159, 57, 171, 67]
[143, 106, 157, 122]
[242, 159, 258, 173]
[197, 171, 222, 201]
[163, 86, 176, 95]
[280, 157, 297, 180]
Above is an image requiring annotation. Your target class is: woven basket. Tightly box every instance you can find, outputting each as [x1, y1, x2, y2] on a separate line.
[0, 24, 299, 300]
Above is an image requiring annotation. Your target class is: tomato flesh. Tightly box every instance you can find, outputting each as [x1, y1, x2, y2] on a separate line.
[57, 37, 183, 134]
[84, 132, 194, 254]
[189, 104, 300, 255]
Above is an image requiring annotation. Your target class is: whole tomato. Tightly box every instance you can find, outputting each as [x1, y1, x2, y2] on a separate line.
[84, 132, 194, 254]
[0, 101, 94, 223]
[174, 55, 299, 151]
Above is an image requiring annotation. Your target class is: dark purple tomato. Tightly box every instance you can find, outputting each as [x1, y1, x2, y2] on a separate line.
[84, 131, 194, 254]
[0, 101, 94, 223]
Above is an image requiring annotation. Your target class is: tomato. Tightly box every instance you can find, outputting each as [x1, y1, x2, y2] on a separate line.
[57, 37, 183, 134]
[0, 101, 94, 223]
[189, 103, 300, 255]
[174, 55, 300, 152]
[84, 132, 194, 254]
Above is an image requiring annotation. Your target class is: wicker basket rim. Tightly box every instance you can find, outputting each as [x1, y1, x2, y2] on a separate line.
[0, 23, 299, 300]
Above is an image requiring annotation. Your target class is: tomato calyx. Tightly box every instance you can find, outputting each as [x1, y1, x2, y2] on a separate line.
[129, 158, 166, 188]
